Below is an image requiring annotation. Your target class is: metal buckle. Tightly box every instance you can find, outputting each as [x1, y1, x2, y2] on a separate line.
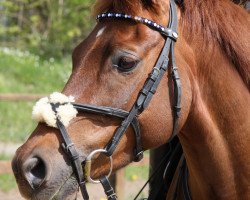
[108, 193, 117, 199]
[84, 149, 113, 184]
[61, 143, 74, 153]
[134, 151, 144, 162]
[152, 67, 160, 76]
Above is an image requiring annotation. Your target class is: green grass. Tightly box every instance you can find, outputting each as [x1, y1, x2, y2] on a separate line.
[0, 101, 36, 142]
[0, 47, 71, 93]
[0, 154, 13, 160]
[125, 165, 149, 199]
[0, 174, 17, 192]
[0, 47, 72, 142]
[125, 165, 149, 181]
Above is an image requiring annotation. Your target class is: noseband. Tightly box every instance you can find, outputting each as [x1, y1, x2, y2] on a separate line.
[50, 0, 181, 199]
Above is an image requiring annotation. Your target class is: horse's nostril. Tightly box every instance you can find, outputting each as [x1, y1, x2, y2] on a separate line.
[24, 157, 47, 189]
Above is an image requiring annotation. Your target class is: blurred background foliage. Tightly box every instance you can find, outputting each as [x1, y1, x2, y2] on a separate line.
[0, 0, 96, 143]
[0, 2, 105, 196]
[0, 0, 94, 58]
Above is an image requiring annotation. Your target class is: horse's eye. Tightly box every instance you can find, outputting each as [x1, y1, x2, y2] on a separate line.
[116, 57, 139, 72]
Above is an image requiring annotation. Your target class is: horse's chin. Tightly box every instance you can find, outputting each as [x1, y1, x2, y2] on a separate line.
[30, 175, 79, 200]
[50, 176, 79, 200]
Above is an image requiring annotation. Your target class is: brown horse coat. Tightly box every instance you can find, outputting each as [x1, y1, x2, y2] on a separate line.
[12, 1, 250, 199]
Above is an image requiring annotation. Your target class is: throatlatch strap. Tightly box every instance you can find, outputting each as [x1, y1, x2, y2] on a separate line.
[100, 176, 117, 200]
[170, 43, 182, 140]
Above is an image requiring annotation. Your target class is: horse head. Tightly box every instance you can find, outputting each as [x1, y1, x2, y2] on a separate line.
[12, 0, 250, 199]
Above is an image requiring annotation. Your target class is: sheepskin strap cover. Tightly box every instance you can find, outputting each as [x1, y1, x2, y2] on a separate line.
[32, 92, 78, 128]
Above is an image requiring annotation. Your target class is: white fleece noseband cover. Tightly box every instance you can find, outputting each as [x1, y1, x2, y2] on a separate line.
[32, 92, 78, 128]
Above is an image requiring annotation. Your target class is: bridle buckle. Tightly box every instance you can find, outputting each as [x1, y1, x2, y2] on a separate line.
[62, 143, 75, 153]
[134, 151, 144, 162]
[84, 149, 113, 184]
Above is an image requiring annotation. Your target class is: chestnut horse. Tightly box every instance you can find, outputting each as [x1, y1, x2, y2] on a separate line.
[12, 0, 249, 199]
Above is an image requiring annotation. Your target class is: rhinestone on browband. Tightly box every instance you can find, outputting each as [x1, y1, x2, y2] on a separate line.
[96, 12, 178, 40]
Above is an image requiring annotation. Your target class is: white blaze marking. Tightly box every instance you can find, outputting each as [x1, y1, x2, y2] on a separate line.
[96, 26, 106, 38]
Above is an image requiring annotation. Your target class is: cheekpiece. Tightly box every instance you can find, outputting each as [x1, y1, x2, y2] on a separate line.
[96, 12, 178, 40]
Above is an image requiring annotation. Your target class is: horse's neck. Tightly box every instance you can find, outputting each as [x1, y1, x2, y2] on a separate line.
[179, 43, 250, 199]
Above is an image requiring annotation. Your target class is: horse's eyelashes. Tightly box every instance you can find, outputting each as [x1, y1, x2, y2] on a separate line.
[117, 57, 139, 72]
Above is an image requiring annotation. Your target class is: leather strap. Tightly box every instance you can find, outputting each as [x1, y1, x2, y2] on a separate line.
[73, 103, 143, 162]
[172, 159, 192, 200]
[51, 104, 89, 200]
[138, 136, 181, 200]
[182, 160, 192, 200]
[169, 43, 182, 140]
[100, 176, 117, 200]
[105, 23, 175, 157]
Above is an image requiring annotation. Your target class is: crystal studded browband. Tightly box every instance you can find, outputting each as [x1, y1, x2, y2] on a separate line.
[96, 12, 178, 40]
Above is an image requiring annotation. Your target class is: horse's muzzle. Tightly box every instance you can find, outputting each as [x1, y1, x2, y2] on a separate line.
[12, 147, 51, 198]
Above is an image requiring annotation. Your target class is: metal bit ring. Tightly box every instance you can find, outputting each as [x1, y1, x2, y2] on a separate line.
[84, 149, 113, 184]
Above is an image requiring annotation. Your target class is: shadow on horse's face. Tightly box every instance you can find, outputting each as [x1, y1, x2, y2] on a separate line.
[12, 4, 193, 200]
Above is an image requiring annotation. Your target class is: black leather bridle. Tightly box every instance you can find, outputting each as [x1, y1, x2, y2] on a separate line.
[51, 0, 182, 199]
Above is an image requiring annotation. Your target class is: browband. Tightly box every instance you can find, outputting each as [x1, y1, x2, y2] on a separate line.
[96, 12, 178, 41]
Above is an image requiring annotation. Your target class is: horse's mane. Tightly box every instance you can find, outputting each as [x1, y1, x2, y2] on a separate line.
[93, 0, 250, 88]
[181, 0, 250, 88]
